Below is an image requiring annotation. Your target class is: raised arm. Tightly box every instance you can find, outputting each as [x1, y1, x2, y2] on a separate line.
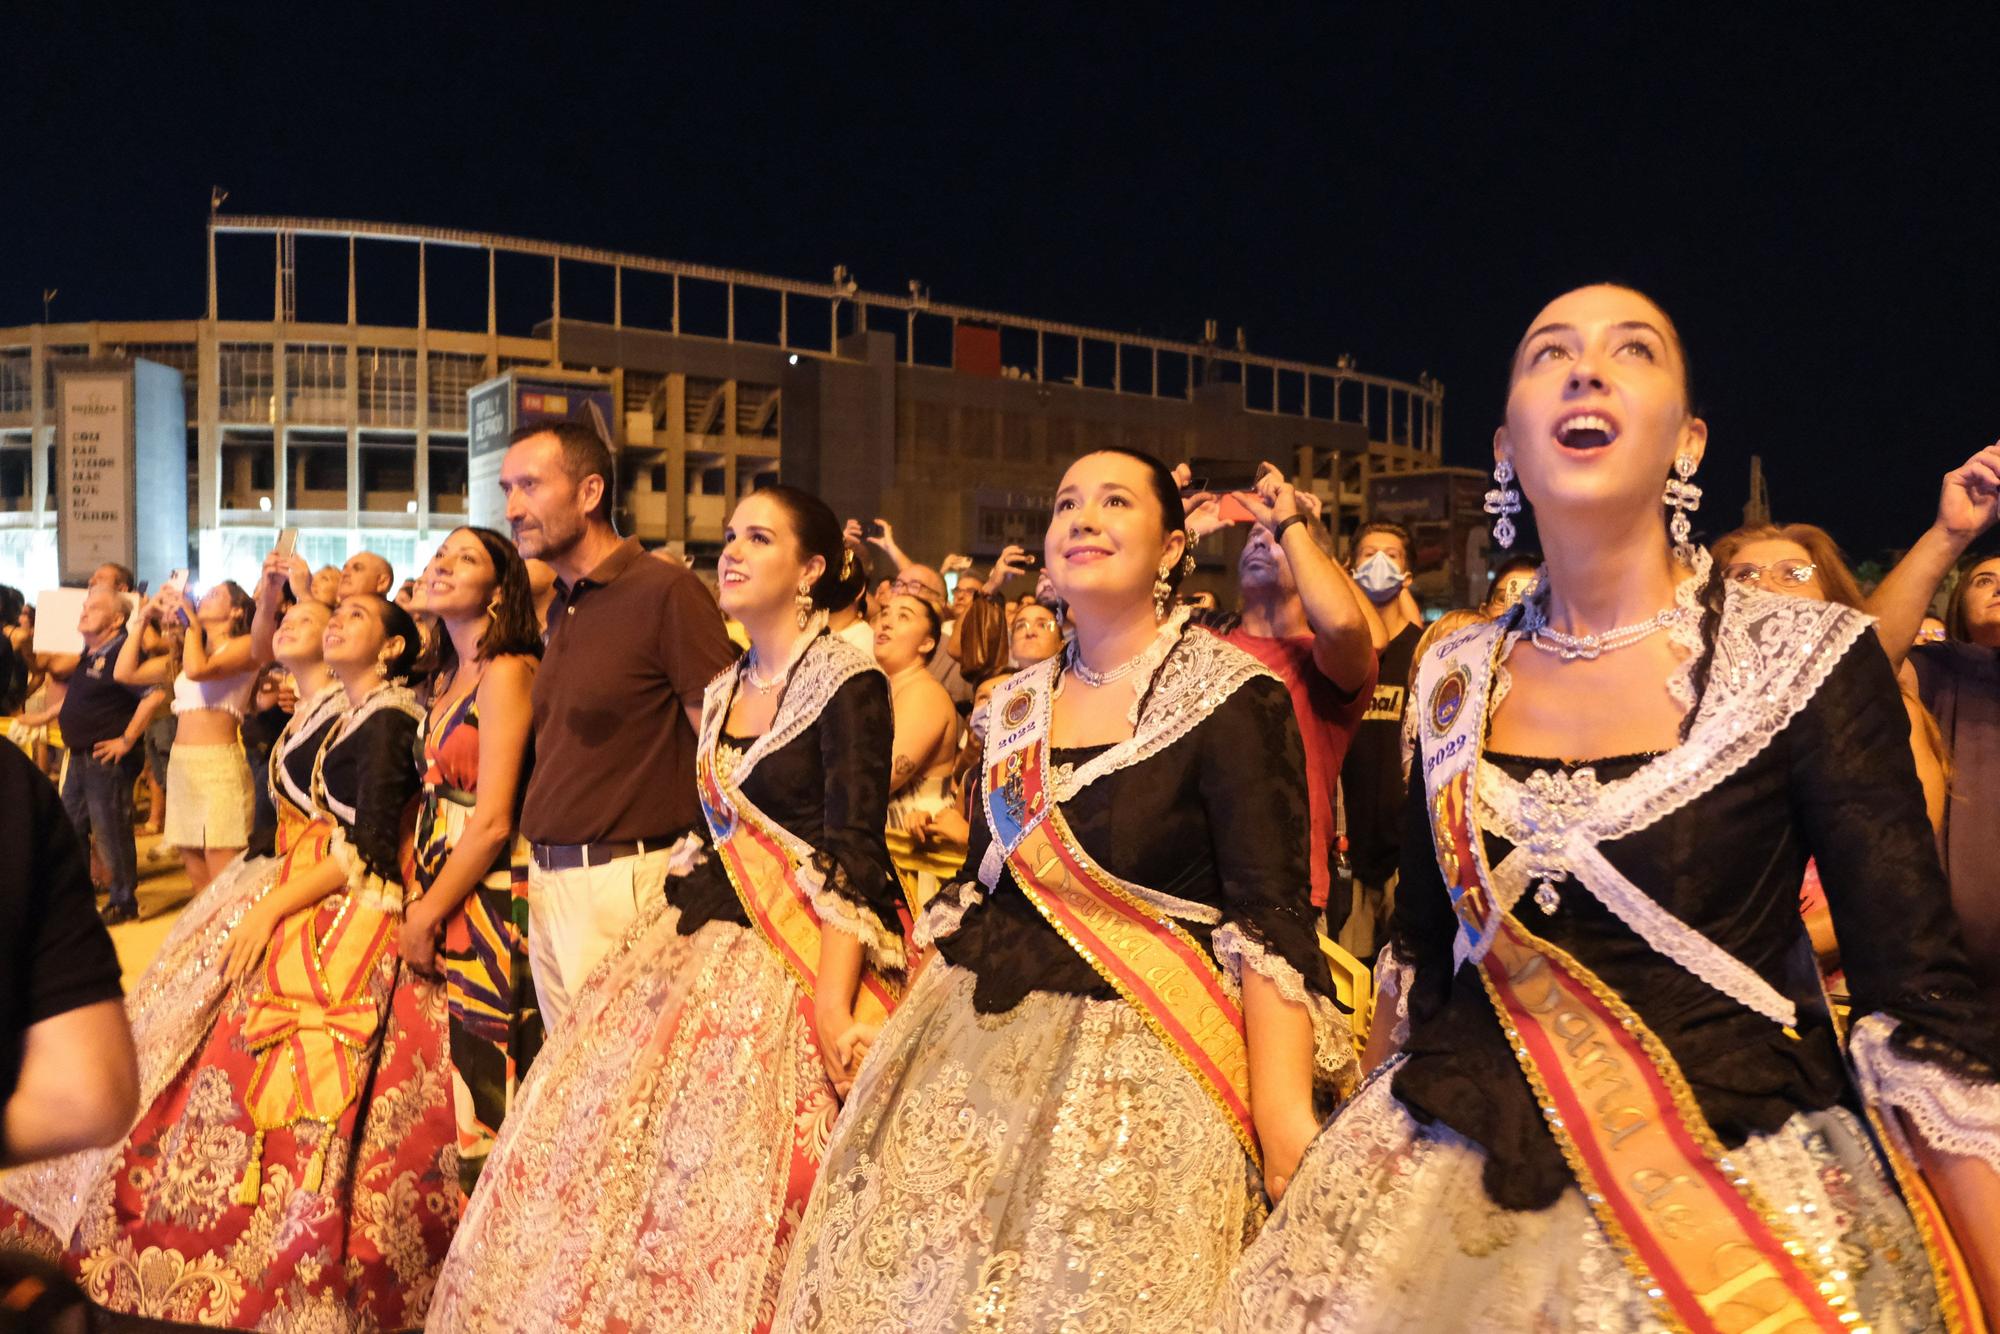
[251, 551, 302, 663]
[112, 600, 174, 687]
[1864, 442, 2000, 671]
[865, 517, 912, 573]
[1243, 466, 1377, 695]
[180, 595, 261, 682]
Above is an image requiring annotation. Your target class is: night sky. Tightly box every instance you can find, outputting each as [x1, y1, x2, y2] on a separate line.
[10, 9, 1998, 560]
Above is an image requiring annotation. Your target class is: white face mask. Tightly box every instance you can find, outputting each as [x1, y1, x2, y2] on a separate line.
[1352, 550, 1405, 605]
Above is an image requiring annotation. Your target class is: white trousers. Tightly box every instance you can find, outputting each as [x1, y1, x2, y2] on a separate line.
[526, 846, 673, 1030]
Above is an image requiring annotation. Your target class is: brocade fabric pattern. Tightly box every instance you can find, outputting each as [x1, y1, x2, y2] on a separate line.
[431, 630, 894, 1334]
[428, 906, 837, 1333]
[773, 961, 1262, 1333]
[0, 684, 457, 1331]
[1213, 1064, 1943, 1333]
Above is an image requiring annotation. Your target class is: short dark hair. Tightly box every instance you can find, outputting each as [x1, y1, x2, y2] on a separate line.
[96, 563, 137, 591]
[1490, 553, 1542, 585]
[511, 419, 615, 522]
[1355, 521, 1411, 564]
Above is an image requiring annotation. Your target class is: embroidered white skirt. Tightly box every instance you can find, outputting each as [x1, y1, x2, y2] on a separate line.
[430, 903, 838, 1333]
[773, 960, 1262, 1333]
[163, 741, 254, 850]
[1212, 1061, 1945, 1334]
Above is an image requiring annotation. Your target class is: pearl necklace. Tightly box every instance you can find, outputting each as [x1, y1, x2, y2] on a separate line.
[742, 654, 787, 692]
[1522, 605, 1689, 661]
[1064, 642, 1148, 688]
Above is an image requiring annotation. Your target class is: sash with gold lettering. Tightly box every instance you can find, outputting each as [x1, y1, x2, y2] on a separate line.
[1416, 621, 1857, 1334]
[697, 635, 900, 1031]
[981, 658, 1260, 1167]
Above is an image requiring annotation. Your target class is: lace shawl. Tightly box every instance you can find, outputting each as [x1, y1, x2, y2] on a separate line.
[697, 629, 905, 971]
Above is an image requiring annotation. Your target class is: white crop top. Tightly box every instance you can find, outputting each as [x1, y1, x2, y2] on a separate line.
[172, 666, 260, 718]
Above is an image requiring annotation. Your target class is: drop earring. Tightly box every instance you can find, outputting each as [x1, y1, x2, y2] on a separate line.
[1152, 564, 1173, 618]
[1665, 454, 1703, 564]
[795, 580, 814, 629]
[1485, 456, 1522, 549]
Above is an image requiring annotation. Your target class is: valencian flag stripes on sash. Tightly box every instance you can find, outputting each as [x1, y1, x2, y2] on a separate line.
[1416, 616, 1986, 1334]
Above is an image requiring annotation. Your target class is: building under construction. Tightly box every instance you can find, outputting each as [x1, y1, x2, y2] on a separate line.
[0, 215, 1445, 590]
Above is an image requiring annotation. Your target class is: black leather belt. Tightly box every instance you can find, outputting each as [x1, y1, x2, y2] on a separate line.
[530, 839, 655, 871]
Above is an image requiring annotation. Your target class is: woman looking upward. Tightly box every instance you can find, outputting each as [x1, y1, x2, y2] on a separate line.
[1220, 285, 2000, 1332]
[431, 486, 901, 1333]
[401, 525, 544, 1192]
[872, 591, 959, 809]
[775, 448, 1351, 1331]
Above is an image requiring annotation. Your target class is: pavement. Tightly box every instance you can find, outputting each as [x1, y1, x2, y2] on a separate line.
[107, 831, 197, 988]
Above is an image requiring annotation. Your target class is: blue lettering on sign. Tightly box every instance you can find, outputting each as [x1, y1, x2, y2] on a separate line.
[1424, 732, 1469, 774]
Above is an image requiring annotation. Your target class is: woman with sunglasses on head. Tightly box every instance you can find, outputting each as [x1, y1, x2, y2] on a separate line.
[1713, 523, 1950, 832]
[3, 593, 457, 1329]
[401, 526, 545, 1194]
[1219, 286, 2000, 1333]
[774, 448, 1353, 1332]
[431, 486, 901, 1334]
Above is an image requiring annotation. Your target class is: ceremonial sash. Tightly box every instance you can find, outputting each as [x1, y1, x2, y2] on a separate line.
[698, 747, 899, 1030]
[982, 664, 1260, 1167]
[1418, 622, 1856, 1334]
[236, 809, 397, 1202]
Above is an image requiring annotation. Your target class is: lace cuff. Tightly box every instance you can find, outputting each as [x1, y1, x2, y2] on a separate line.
[328, 828, 407, 915]
[1211, 922, 1359, 1101]
[661, 830, 708, 878]
[802, 853, 907, 973]
[915, 879, 984, 950]
[1849, 1013, 2000, 1168]
[1372, 944, 1415, 1053]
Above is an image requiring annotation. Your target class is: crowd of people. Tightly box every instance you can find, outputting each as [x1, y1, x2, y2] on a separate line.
[0, 282, 1996, 1332]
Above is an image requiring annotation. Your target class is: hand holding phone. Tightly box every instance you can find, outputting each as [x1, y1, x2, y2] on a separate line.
[274, 527, 299, 559]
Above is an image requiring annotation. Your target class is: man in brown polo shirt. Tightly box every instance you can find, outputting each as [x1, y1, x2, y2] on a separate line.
[501, 420, 737, 1027]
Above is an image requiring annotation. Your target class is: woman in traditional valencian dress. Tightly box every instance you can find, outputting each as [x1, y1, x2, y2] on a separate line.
[397, 526, 544, 1193]
[1217, 285, 2000, 1333]
[0, 558, 335, 1251]
[429, 485, 901, 1333]
[4, 593, 457, 1330]
[773, 448, 1356, 1332]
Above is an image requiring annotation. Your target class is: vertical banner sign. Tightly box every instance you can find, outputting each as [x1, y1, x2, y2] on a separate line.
[57, 371, 135, 583]
[465, 377, 512, 532]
